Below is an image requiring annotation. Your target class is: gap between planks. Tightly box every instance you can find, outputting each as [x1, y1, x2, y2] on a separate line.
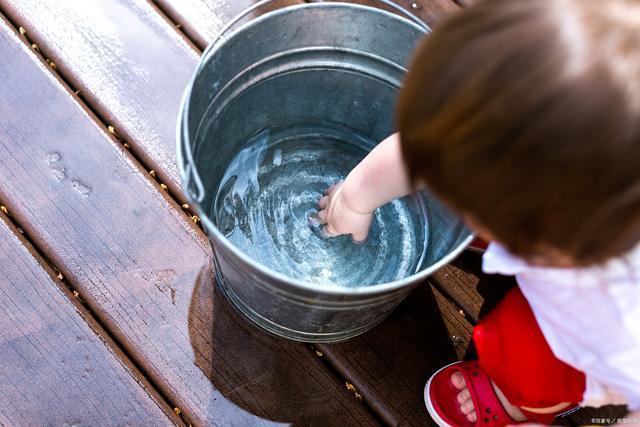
[307, 343, 389, 426]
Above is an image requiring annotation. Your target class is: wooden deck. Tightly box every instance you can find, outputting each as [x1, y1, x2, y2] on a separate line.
[0, 1, 628, 425]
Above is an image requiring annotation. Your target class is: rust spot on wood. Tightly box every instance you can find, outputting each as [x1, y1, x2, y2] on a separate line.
[451, 335, 465, 347]
[107, 125, 119, 138]
[44, 59, 57, 70]
[345, 382, 363, 401]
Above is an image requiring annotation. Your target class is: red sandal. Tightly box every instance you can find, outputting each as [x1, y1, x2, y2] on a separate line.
[425, 361, 578, 426]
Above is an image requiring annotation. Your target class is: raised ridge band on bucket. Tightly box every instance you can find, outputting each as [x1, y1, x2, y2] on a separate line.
[178, 3, 473, 342]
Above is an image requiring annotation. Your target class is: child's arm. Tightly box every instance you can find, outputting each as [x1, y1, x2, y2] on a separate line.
[316, 133, 416, 241]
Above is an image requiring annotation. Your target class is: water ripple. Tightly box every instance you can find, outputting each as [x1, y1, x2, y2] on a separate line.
[212, 127, 428, 288]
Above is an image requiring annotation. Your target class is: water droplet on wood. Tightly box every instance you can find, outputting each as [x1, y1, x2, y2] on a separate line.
[45, 152, 61, 164]
[71, 180, 91, 198]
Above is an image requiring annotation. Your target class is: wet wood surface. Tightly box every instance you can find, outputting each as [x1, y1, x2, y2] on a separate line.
[0, 213, 176, 426]
[0, 0, 198, 201]
[153, 0, 305, 50]
[0, 15, 378, 426]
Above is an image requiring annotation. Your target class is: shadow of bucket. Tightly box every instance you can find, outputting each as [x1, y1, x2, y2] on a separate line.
[177, 1, 473, 343]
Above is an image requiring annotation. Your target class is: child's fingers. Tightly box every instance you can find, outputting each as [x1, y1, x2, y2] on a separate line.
[351, 230, 368, 243]
[318, 196, 328, 209]
[316, 209, 327, 224]
[325, 181, 342, 196]
[324, 223, 339, 237]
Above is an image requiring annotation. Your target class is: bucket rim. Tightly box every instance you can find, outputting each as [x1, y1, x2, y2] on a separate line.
[177, 2, 473, 296]
[199, 2, 430, 68]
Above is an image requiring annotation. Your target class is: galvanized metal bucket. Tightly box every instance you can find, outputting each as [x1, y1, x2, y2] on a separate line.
[177, 1, 473, 342]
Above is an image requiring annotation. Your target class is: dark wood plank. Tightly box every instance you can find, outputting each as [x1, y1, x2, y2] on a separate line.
[430, 251, 516, 324]
[565, 406, 630, 426]
[430, 264, 482, 322]
[0, 17, 377, 426]
[0, 0, 199, 201]
[396, 0, 460, 26]
[318, 285, 473, 426]
[153, 0, 304, 50]
[0, 213, 177, 426]
[305, 0, 460, 28]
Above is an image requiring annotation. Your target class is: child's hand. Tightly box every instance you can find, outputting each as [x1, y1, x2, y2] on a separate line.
[316, 182, 373, 242]
[313, 133, 414, 242]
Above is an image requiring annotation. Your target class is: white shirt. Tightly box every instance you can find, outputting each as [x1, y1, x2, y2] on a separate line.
[482, 242, 640, 410]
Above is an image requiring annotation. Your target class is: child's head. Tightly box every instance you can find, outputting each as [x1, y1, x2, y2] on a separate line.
[398, 0, 640, 266]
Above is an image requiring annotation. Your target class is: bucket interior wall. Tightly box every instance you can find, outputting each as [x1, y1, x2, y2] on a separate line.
[194, 68, 395, 203]
[192, 67, 469, 269]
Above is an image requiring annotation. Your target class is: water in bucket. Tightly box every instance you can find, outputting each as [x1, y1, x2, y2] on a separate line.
[212, 125, 429, 288]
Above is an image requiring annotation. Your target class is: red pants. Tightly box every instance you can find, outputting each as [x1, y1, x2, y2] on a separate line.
[474, 288, 586, 408]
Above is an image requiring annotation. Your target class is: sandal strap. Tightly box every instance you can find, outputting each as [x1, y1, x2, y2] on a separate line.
[454, 361, 515, 426]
